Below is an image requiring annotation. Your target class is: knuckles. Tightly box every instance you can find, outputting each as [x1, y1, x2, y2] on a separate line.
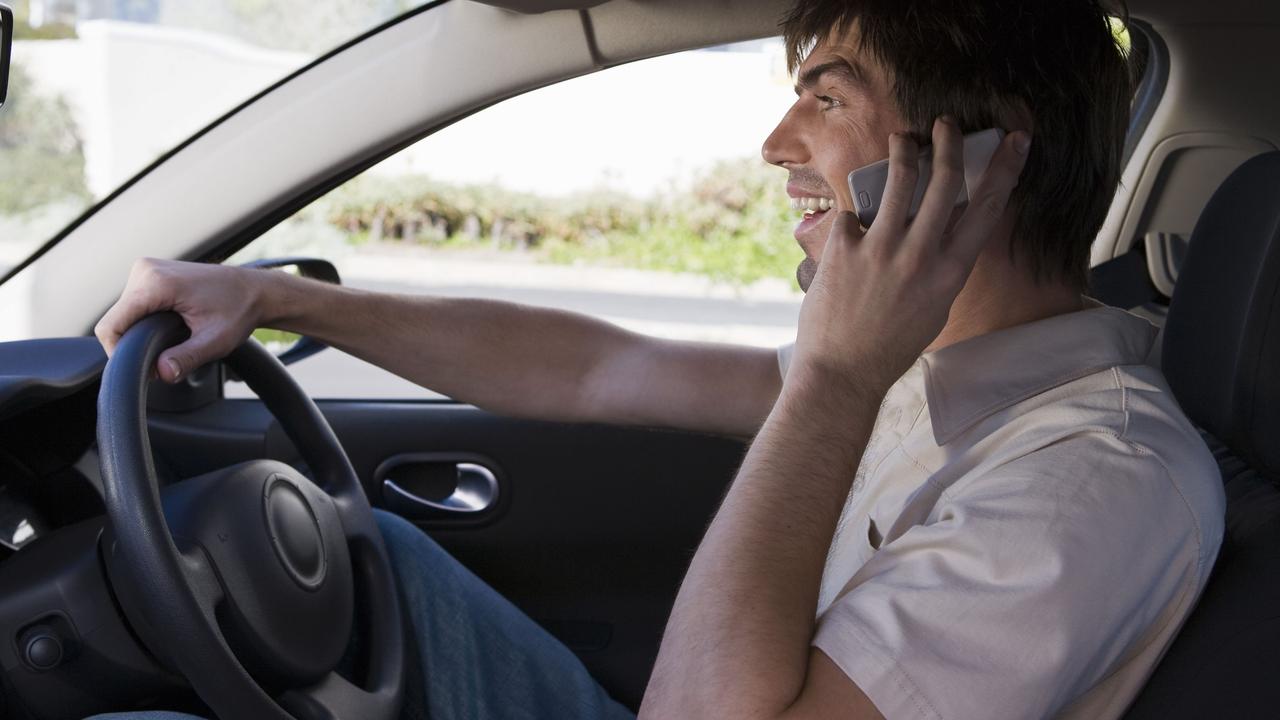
[130, 257, 170, 291]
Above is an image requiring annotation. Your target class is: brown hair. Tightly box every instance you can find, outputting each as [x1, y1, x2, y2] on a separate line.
[782, 0, 1142, 288]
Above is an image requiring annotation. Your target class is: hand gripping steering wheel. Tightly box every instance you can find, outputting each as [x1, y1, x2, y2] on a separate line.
[96, 312, 405, 719]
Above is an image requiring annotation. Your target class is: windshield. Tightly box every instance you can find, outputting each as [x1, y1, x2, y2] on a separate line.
[0, 0, 429, 278]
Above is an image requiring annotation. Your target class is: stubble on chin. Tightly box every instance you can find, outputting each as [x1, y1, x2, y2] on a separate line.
[796, 257, 817, 293]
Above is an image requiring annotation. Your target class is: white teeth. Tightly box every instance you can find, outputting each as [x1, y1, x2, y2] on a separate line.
[791, 196, 835, 213]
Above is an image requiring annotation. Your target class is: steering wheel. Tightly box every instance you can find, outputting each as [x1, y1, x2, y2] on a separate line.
[96, 312, 405, 720]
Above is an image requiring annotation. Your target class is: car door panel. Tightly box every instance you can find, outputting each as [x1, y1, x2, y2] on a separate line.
[147, 396, 747, 709]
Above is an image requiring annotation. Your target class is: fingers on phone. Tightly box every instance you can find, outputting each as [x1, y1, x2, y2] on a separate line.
[875, 132, 920, 231]
[911, 117, 966, 245]
[949, 130, 1032, 261]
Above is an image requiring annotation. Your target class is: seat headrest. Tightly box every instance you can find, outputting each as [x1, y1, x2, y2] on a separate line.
[1163, 151, 1280, 477]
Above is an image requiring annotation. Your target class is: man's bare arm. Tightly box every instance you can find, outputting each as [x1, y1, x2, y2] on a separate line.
[95, 259, 781, 437]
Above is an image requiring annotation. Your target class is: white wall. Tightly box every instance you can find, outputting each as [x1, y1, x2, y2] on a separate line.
[16, 21, 308, 198]
[17, 23, 792, 202]
[374, 40, 796, 197]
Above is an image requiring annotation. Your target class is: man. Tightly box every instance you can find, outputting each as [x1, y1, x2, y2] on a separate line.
[94, 1, 1224, 719]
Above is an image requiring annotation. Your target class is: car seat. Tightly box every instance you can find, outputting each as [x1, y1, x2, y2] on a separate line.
[1122, 151, 1280, 718]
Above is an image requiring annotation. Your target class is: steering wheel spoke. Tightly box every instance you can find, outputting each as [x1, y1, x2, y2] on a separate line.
[280, 670, 400, 720]
[175, 541, 225, 623]
[97, 312, 405, 720]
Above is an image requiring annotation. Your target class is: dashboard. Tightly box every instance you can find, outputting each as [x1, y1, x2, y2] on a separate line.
[0, 339, 110, 563]
[0, 336, 210, 719]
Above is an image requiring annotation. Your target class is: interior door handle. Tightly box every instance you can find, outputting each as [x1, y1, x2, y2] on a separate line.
[381, 462, 499, 515]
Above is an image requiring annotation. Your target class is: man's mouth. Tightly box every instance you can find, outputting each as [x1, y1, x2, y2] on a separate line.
[789, 196, 835, 213]
[791, 195, 835, 237]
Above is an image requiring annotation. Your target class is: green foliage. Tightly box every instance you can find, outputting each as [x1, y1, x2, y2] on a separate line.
[252, 328, 301, 350]
[0, 65, 91, 215]
[579, 158, 799, 284]
[323, 158, 800, 285]
[11, 1, 78, 39]
[12, 21, 77, 40]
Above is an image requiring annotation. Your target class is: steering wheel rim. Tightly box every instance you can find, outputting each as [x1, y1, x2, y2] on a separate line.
[96, 312, 405, 720]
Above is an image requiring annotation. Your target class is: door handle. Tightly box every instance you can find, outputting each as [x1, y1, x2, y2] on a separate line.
[381, 462, 500, 516]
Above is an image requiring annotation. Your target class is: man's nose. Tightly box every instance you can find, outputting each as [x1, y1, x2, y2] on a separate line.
[761, 103, 805, 168]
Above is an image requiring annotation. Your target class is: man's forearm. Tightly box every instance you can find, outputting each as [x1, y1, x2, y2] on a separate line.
[256, 272, 629, 422]
[641, 366, 883, 719]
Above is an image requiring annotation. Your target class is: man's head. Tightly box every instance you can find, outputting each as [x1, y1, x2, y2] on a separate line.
[763, 0, 1139, 293]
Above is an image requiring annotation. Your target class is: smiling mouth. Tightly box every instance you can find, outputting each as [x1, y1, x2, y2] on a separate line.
[791, 195, 835, 235]
[790, 196, 835, 213]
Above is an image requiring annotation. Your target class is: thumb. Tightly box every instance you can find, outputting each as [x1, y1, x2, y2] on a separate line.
[156, 332, 220, 383]
[822, 210, 864, 259]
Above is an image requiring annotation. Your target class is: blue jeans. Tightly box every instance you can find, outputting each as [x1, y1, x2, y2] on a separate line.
[88, 510, 635, 720]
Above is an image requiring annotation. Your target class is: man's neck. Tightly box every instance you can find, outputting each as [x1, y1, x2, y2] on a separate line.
[925, 250, 1086, 354]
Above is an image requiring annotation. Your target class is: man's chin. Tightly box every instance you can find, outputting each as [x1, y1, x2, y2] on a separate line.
[796, 258, 817, 293]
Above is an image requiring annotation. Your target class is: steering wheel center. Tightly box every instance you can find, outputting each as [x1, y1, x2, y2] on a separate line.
[264, 475, 327, 589]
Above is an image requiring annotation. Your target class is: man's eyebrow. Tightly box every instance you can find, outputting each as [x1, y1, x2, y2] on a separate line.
[794, 58, 865, 95]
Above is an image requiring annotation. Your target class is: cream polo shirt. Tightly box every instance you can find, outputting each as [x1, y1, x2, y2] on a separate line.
[776, 301, 1225, 720]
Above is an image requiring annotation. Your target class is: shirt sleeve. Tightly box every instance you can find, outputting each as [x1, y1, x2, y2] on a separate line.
[811, 435, 1203, 720]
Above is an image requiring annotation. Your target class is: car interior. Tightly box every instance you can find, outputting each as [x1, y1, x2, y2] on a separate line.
[0, 0, 1277, 717]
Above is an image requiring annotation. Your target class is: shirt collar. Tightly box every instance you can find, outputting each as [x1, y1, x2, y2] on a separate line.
[918, 298, 1160, 446]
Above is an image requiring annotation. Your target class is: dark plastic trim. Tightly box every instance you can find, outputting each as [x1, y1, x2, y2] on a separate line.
[0, 4, 13, 110]
[0, 338, 105, 422]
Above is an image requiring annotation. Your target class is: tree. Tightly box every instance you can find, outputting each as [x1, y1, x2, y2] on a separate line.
[0, 64, 91, 214]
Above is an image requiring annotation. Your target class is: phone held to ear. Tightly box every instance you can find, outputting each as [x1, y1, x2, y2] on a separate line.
[847, 128, 1006, 227]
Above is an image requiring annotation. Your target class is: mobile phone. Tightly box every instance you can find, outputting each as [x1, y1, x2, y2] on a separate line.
[847, 128, 1006, 227]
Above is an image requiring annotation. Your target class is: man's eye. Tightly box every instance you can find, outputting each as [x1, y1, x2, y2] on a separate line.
[817, 95, 842, 110]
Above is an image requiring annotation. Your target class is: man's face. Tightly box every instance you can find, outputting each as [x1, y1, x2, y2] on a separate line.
[762, 27, 905, 292]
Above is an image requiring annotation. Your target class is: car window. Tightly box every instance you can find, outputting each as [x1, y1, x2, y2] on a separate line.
[0, 0, 430, 279]
[224, 38, 806, 400]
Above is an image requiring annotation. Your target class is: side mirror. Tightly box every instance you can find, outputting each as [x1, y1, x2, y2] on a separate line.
[237, 257, 341, 367]
[0, 4, 12, 112]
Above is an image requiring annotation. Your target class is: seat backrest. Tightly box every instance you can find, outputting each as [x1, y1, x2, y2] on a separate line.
[1123, 151, 1280, 719]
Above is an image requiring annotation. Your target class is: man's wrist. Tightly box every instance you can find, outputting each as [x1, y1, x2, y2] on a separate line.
[775, 360, 888, 436]
[783, 359, 890, 413]
[249, 267, 299, 329]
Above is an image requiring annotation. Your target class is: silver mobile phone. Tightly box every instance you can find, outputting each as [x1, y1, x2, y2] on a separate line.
[847, 128, 1006, 227]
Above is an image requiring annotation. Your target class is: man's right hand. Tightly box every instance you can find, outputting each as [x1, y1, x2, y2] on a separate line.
[94, 258, 268, 383]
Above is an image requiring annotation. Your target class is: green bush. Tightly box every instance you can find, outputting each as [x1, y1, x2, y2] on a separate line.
[11, 2, 77, 41]
[323, 157, 800, 285]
